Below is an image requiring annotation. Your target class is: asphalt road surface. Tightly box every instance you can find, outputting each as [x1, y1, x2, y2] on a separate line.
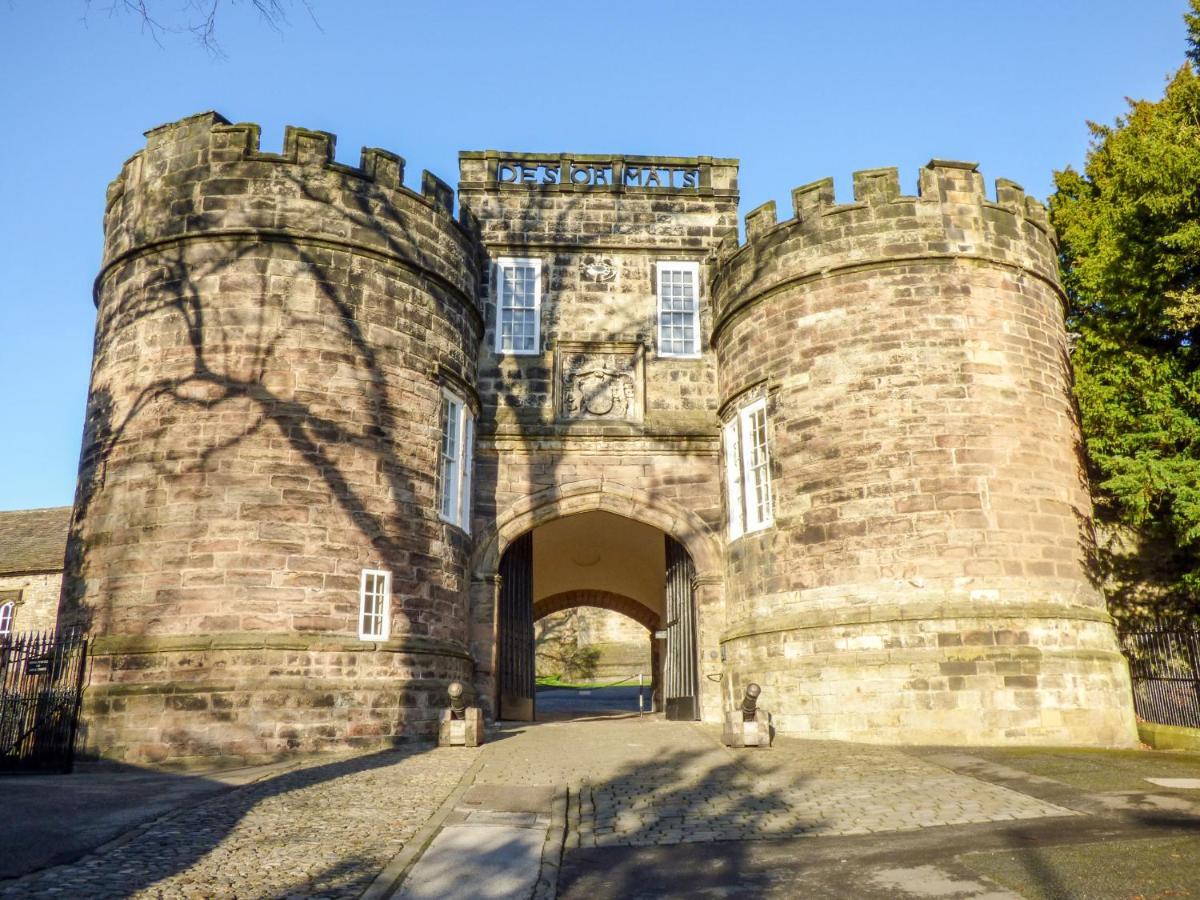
[534, 685, 649, 721]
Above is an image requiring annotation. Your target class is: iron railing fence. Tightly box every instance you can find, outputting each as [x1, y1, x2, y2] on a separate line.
[0, 628, 89, 773]
[1117, 626, 1200, 729]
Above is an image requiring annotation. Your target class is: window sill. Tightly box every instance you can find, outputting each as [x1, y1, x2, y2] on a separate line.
[438, 513, 471, 535]
[728, 522, 773, 542]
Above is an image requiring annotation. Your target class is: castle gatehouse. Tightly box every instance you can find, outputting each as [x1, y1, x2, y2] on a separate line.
[60, 112, 1138, 765]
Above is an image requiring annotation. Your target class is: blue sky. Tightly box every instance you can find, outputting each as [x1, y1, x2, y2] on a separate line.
[0, 1, 1191, 509]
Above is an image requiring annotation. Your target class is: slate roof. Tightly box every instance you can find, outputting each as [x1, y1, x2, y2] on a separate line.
[0, 506, 71, 575]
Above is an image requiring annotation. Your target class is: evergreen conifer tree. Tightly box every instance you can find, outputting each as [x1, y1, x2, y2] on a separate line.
[1051, 2, 1200, 623]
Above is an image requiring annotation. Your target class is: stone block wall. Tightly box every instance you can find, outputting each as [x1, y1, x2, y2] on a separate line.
[458, 151, 738, 434]
[459, 154, 738, 722]
[66, 112, 481, 764]
[711, 161, 1138, 745]
[81, 635, 469, 767]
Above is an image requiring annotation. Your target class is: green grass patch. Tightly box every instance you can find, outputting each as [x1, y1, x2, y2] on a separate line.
[961, 835, 1200, 900]
[536, 675, 644, 690]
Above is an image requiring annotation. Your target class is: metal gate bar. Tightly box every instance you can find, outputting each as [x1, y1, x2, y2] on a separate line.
[664, 535, 698, 721]
[1118, 627, 1200, 729]
[1, 629, 88, 774]
[498, 531, 535, 721]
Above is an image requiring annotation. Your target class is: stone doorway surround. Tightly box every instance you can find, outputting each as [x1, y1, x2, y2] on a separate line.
[469, 481, 726, 725]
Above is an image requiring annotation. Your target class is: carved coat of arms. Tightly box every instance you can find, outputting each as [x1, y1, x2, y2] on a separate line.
[563, 355, 635, 418]
[555, 341, 644, 423]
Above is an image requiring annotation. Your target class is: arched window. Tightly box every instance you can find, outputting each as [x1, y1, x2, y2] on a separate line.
[0, 601, 13, 638]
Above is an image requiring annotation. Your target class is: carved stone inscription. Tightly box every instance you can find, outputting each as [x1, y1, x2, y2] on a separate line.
[557, 342, 644, 422]
[497, 161, 701, 190]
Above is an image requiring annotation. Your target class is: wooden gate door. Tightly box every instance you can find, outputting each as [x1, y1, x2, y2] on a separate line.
[663, 536, 699, 721]
[498, 531, 535, 721]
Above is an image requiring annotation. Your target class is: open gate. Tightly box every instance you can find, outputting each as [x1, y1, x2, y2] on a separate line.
[663, 536, 699, 720]
[0, 629, 88, 773]
[498, 531, 535, 721]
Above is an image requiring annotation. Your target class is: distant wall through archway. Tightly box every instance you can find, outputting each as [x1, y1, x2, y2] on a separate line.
[533, 589, 660, 631]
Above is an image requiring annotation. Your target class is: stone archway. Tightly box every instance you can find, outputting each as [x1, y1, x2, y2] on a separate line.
[471, 479, 723, 580]
[469, 484, 725, 723]
[470, 487, 724, 724]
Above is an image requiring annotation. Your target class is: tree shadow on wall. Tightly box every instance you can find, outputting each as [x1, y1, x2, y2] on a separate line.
[59, 157, 479, 642]
[534, 608, 602, 681]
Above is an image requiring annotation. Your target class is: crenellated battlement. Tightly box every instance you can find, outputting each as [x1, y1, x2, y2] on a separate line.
[107, 112, 457, 213]
[711, 160, 1059, 336]
[100, 112, 479, 306]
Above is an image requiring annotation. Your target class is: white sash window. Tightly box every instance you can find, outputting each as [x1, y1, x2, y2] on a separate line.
[358, 569, 391, 640]
[438, 390, 475, 532]
[495, 257, 542, 355]
[656, 261, 700, 357]
[724, 397, 774, 537]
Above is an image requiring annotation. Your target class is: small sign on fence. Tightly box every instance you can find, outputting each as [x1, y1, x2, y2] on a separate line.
[25, 655, 52, 675]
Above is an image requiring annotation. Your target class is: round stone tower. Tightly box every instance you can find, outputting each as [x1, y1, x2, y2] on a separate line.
[64, 112, 482, 765]
[711, 161, 1137, 746]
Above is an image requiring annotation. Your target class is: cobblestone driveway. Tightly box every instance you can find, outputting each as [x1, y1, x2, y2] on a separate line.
[476, 717, 1075, 849]
[577, 729, 1075, 847]
[0, 744, 479, 899]
[1, 718, 1088, 898]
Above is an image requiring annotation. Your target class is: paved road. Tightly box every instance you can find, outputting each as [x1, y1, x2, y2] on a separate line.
[461, 717, 1200, 898]
[534, 685, 648, 721]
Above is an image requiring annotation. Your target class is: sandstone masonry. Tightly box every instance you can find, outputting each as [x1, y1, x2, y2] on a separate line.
[61, 112, 1137, 764]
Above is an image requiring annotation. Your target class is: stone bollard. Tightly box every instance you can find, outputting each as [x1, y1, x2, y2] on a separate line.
[438, 681, 485, 747]
[722, 683, 772, 748]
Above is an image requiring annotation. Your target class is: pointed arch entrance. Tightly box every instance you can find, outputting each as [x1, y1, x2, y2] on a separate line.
[495, 521, 697, 722]
[473, 484, 721, 724]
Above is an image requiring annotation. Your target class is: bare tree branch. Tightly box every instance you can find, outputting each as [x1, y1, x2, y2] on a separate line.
[84, 0, 317, 54]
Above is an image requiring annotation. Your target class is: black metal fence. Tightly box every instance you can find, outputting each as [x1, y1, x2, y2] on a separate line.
[1118, 626, 1200, 729]
[0, 629, 89, 773]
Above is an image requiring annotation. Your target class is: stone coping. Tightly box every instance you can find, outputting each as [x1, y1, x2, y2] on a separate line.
[89, 632, 473, 661]
[95, 229, 483, 330]
[720, 601, 1115, 644]
[83, 674, 464, 699]
[1137, 721, 1200, 752]
[720, 646, 1128, 669]
[712, 253, 1066, 346]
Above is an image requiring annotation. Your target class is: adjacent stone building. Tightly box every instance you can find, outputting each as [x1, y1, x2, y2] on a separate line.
[60, 112, 1138, 765]
[0, 506, 71, 637]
